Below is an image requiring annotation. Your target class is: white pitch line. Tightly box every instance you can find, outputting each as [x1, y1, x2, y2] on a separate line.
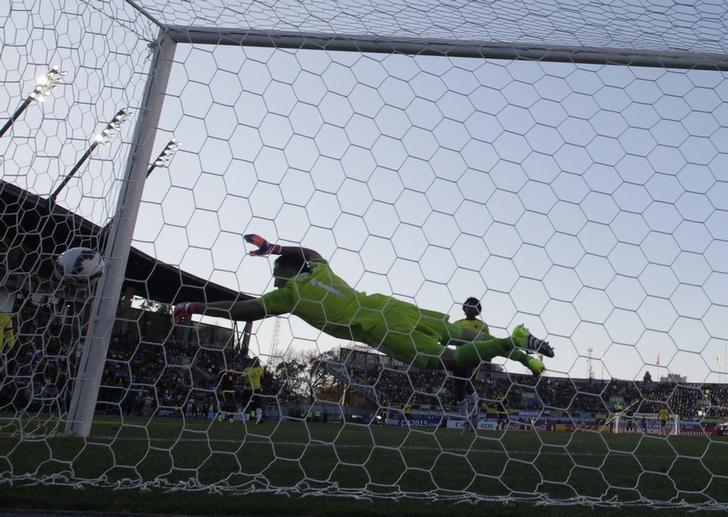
[0, 432, 706, 458]
[72, 435, 681, 458]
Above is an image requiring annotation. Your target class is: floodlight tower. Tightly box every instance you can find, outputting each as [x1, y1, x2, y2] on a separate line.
[587, 347, 594, 380]
[147, 137, 181, 177]
[270, 317, 282, 367]
[49, 108, 132, 202]
[94, 137, 181, 251]
[0, 66, 67, 138]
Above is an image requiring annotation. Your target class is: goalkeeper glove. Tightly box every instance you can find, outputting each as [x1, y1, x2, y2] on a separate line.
[173, 302, 201, 323]
[244, 234, 281, 256]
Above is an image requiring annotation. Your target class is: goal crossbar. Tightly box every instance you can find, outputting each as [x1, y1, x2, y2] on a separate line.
[164, 25, 728, 71]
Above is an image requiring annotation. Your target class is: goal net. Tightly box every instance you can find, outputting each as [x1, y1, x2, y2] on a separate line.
[613, 413, 680, 436]
[2, 0, 728, 510]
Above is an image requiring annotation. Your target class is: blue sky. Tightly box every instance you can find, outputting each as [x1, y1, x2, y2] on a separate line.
[3, 1, 728, 383]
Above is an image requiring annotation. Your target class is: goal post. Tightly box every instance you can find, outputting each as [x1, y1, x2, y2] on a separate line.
[64, 30, 177, 437]
[613, 412, 680, 436]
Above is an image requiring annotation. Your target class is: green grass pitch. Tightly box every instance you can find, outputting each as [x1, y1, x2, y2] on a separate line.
[1, 416, 728, 516]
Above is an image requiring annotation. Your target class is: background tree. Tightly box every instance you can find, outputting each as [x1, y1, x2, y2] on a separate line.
[274, 357, 306, 403]
[301, 349, 340, 402]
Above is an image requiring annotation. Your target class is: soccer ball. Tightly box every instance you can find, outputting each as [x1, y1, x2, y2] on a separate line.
[54, 247, 105, 287]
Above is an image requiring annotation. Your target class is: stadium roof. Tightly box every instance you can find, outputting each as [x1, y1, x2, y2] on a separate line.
[0, 180, 251, 305]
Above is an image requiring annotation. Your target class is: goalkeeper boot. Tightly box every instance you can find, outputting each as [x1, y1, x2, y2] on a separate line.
[512, 324, 555, 358]
[526, 356, 545, 377]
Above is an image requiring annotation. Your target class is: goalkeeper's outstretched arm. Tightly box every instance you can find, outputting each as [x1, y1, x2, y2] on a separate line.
[243, 233, 322, 262]
[173, 298, 285, 323]
[173, 234, 319, 324]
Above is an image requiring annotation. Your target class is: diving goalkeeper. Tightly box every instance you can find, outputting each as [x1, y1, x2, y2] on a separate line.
[173, 235, 554, 375]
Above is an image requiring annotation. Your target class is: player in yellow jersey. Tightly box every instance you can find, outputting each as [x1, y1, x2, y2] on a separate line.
[454, 297, 490, 337]
[174, 235, 554, 375]
[243, 363, 264, 392]
[0, 312, 15, 354]
[658, 406, 670, 436]
[242, 358, 264, 423]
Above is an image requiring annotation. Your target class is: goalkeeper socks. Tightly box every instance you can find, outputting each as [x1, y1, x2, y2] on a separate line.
[453, 337, 514, 368]
[452, 337, 546, 375]
[506, 347, 545, 376]
[526, 356, 545, 376]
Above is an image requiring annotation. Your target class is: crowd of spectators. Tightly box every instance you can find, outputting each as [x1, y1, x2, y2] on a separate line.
[341, 362, 728, 420]
[2, 299, 728, 423]
[0, 299, 277, 419]
[98, 329, 277, 419]
[0, 301, 73, 415]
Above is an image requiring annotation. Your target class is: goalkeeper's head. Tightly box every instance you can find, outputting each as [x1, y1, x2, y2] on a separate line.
[462, 297, 482, 319]
[273, 253, 311, 287]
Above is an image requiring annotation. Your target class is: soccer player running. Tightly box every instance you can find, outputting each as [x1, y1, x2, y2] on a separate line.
[173, 235, 554, 375]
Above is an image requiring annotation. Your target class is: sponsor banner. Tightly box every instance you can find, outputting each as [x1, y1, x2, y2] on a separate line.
[446, 420, 465, 430]
[400, 415, 443, 428]
[446, 419, 499, 430]
[680, 429, 709, 436]
[679, 421, 714, 435]
[680, 421, 706, 431]
[554, 423, 610, 432]
[518, 410, 540, 417]
[480, 420, 498, 430]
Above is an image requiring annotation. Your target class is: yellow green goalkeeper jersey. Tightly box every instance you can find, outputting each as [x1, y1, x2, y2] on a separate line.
[258, 259, 452, 366]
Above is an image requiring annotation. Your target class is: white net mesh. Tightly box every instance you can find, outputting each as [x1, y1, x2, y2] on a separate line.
[139, 0, 728, 54]
[2, 0, 728, 510]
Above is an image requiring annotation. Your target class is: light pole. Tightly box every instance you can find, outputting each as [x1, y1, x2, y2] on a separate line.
[0, 66, 67, 138]
[587, 347, 594, 380]
[49, 108, 132, 203]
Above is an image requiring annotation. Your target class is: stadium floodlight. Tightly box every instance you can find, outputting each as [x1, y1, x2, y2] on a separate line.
[30, 65, 67, 101]
[49, 108, 132, 202]
[93, 137, 181, 240]
[94, 108, 132, 145]
[0, 65, 67, 138]
[147, 137, 181, 176]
